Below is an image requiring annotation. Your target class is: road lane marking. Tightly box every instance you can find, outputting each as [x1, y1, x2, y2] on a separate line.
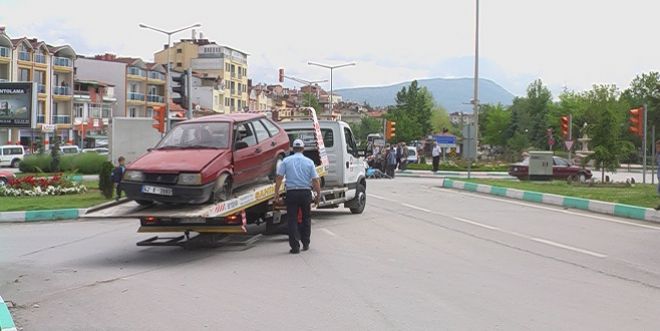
[401, 203, 431, 213]
[451, 216, 499, 230]
[320, 228, 337, 237]
[440, 188, 660, 231]
[530, 238, 608, 258]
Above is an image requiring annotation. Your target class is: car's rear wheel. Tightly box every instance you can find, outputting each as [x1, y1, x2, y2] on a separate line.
[269, 154, 285, 181]
[10, 159, 20, 168]
[212, 173, 233, 202]
[0, 178, 7, 186]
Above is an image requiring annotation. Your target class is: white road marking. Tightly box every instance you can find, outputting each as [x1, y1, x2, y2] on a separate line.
[438, 188, 660, 231]
[320, 228, 337, 237]
[401, 203, 431, 213]
[530, 238, 608, 258]
[451, 216, 499, 230]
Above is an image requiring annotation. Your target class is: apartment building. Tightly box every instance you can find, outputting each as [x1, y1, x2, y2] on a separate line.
[76, 54, 167, 119]
[153, 35, 249, 113]
[73, 80, 117, 139]
[0, 28, 76, 147]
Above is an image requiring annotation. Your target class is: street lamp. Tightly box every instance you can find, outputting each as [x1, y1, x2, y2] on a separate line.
[307, 61, 355, 113]
[473, 0, 480, 150]
[139, 23, 201, 132]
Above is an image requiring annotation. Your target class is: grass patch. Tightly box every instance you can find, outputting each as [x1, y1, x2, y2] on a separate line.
[459, 178, 659, 209]
[0, 180, 110, 212]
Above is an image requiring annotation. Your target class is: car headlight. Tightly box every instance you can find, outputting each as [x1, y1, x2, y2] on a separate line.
[178, 173, 202, 185]
[123, 170, 144, 182]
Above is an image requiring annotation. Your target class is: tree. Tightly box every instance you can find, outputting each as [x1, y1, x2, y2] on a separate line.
[430, 106, 452, 134]
[387, 80, 435, 142]
[99, 161, 115, 199]
[525, 80, 553, 148]
[50, 138, 61, 172]
[351, 117, 383, 145]
[301, 92, 321, 112]
[480, 104, 512, 147]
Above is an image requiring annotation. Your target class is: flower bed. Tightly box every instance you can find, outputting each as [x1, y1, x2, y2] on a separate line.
[0, 175, 87, 197]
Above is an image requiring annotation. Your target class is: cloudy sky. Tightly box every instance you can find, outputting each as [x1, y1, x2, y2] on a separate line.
[0, 0, 658, 96]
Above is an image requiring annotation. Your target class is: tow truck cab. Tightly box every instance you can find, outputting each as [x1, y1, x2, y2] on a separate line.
[279, 120, 367, 214]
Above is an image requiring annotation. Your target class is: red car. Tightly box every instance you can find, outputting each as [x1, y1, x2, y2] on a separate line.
[0, 170, 15, 186]
[508, 156, 593, 181]
[122, 113, 290, 205]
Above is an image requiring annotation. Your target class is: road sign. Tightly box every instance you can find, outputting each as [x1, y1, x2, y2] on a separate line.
[434, 134, 457, 148]
[564, 140, 574, 151]
[41, 124, 55, 133]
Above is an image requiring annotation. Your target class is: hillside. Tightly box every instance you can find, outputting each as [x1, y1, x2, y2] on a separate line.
[336, 78, 515, 112]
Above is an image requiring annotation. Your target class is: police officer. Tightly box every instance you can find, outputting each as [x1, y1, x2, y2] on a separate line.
[274, 139, 321, 254]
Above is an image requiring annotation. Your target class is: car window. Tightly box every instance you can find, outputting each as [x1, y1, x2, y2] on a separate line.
[252, 120, 270, 143]
[553, 157, 569, 167]
[5, 147, 22, 155]
[260, 119, 280, 137]
[235, 122, 257, 147]
[157, 122, 230, 149]
[343, 127, 358, 157]
[285, 129, 334, 148]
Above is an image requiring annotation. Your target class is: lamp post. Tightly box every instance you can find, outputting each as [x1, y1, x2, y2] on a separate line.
[283, 76, 327, 110]
[307, 61, 355, 114]
[139, 23, 201, 132]
[473, 0, 480, 151]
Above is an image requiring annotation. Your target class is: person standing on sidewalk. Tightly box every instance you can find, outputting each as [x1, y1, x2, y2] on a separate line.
[111, 156, 126, 201]
[274, 139, 321, 254]
[431, 142, 441, 172]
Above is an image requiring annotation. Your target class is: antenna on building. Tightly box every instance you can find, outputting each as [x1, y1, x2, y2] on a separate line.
[192, 29, 196, 40]
[199, 32, 204, 39]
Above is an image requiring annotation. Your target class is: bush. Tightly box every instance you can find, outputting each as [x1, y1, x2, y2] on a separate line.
[18, 153, 107, 174]
[99, 161, 114, 199]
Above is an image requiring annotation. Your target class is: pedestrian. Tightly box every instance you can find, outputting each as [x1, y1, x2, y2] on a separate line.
[395, 143, 403, 170]
[386, 145, 397, 178]
[111, 156, 126, 201]
[431, 142, 441, 172]
[274, 139, 321, 254]
[399, 142, 408, 171]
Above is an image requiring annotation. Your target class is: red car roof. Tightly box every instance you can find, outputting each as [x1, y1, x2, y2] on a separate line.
[185, 113, 266, 123]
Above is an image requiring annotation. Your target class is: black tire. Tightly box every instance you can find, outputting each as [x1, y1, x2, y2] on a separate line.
[348, 183, 366, 214]
[0, 178, 7, 186]
[135, 199, 153, 206]
[212, 173, 233, 202]
[269, 154, 284, 181]
[10, 159, 20, 168]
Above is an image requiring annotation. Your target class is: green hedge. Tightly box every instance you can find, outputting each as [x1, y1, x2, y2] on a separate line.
[20, 153, 108, 174]
[406, 163, 510, 172]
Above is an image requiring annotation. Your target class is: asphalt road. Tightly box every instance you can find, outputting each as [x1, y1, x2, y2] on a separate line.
[3, 177, 660, 330]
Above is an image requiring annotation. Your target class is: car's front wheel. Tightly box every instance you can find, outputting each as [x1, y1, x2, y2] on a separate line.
[212, 173, 233, 202]
[10, 159, 20, 168]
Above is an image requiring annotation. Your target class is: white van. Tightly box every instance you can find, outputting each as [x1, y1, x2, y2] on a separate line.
[0, 145, 25, 168]
[59, 145, 80, 155]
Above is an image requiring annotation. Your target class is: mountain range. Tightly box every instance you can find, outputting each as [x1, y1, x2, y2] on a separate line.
[336, 78, 516, 113]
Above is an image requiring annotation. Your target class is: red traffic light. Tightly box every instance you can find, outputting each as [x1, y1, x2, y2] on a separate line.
[278, 68, 284, 83]
[560, 116, 569, 138]
[628, 108, 643, 137]
[385, 120, 396, 141]
[152, 106, 166, 133]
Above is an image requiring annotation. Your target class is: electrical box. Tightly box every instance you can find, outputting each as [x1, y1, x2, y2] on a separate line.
[529, 151, 553, 180]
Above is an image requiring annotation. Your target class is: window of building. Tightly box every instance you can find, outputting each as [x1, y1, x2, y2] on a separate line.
[176, 62, 182, 67]
[176, 48, 182, 53]
[130, 83, 138, 93]
[129, 107, 137, 117]
[146, 108, 153, 118]
[34, 70, 45, 84]
[226, 63, 230, 71]
[74, 103, 84, 118]
[18, 68, 30, 81]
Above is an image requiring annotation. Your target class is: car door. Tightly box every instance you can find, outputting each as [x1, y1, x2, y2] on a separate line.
[232, 121, 260, 186]
[343, 126, 361, 186]
[251, 119, 274, 175]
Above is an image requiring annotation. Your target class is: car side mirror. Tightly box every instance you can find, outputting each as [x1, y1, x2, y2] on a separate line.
[234, 141, 249, 150]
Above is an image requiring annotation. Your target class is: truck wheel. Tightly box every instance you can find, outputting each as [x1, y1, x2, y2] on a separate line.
[269, 154, 284, 181]
[348, 183, 366, 214]
[10, 159, 20, 168]
[135, 199, 153, 206]
[213, 173, 233, 202]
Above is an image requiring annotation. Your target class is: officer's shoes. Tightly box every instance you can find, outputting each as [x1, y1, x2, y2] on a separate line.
[289, 248, 300, 254]
[302, 244, 309, 251]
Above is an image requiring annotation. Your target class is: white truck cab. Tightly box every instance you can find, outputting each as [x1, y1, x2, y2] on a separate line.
[279, 120, 367, 214]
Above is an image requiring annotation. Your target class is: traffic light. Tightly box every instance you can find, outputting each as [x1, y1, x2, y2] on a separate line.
[560, 116, 569, 138]
[385, 120, 396, 141]
[172, 70, 188, 108]
[278, 68, 284, 83]
[629, 107, 644, 137]
[152, 106, 166, 133]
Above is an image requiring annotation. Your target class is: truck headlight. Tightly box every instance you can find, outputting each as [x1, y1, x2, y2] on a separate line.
[178, 173, 202, 185]
[124, 170, 144, 182]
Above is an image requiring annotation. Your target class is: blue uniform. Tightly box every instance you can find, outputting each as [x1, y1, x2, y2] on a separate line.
[277, 152, 319, 190]
[277, 151, 319, 252]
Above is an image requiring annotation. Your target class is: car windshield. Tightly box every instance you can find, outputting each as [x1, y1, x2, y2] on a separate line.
[157, 122, 230, 149]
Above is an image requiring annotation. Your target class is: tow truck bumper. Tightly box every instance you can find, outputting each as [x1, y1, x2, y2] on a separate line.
[122, 181, 215, 204]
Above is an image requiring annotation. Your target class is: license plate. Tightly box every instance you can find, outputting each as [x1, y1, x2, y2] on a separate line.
[142, 185, 173, 196]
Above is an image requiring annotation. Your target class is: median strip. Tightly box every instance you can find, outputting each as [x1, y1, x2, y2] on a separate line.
[0, 295, 17, 331]
[440, 178, 660, 224]
[0, 208, 88, 223]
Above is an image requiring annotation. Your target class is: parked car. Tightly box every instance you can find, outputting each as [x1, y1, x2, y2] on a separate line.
[122, 113, 290, 205]
[60, 145, 81, 154]
[508, 156, 592, 181]
[82, 147, 109, 155]
[406, 146, 418, 164]
[0, 169, 14, 186]
[0, 145, 25, 168]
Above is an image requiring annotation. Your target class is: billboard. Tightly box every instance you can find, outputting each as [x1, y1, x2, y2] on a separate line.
[0, 82, 36, 128]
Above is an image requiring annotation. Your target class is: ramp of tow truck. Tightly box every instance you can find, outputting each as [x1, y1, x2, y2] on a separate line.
[83, 180, 278, 219]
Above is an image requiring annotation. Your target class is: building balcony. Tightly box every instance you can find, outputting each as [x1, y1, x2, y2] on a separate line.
[52, 115, 71, 124]
[53, 86, 72, 96]
[0, 47, 9, 63]
[37, 84, 47, 94]
[231, 72, 236, 78]
[148, 71, 166, 83]
[128, 92, 145, 102]
[128, 67, 147, 81]
[34, 54, 47, 64]
[37, 114, 46, 124]
[147, 94, 164, 104]
[18, 51, 31, 62]
[53, 56, 73, 67]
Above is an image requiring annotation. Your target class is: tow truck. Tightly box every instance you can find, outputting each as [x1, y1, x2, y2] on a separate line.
[84, 108, 367, 248]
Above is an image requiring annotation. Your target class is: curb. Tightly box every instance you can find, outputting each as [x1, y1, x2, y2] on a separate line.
[396, 171, 516, 179]
[0, 208, 88, 223]
[440, 178, 660, 224]
[0, 295, 17, 331]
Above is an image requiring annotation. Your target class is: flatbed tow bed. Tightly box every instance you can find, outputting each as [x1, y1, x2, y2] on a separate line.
[84, 166, 342, 247]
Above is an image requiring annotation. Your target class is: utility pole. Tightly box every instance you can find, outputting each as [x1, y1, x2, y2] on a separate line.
[308, 61, 356, 114]
[643, 104, 648, 184]
[568, 114, 573, 161]
[472, 0, 480, 152]
[187, 69, 193, 119]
